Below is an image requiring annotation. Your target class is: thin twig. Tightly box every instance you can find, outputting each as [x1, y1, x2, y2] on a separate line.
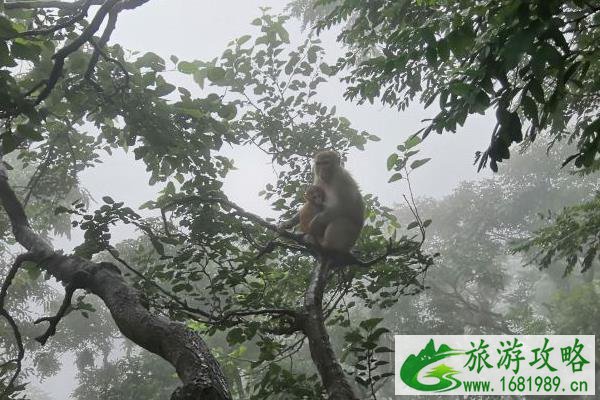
[0, 254, 34, 398]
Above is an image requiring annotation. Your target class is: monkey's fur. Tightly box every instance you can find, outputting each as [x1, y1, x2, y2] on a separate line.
[308, 151, 364, 252]
[299, 185, 326, 236]
[278, 151, 364, 253]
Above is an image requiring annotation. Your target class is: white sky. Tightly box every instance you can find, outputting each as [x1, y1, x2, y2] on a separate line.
[76, 0, 493, 226]
[35, 1, 494, 398]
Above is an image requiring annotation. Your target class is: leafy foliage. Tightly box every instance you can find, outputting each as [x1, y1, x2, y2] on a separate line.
[342, 317, 393, 397]
[0, 5, 432, 398]
[314, 0, 600, 172]
[516, 193, 600, 275]
[175, 12, 375, 212]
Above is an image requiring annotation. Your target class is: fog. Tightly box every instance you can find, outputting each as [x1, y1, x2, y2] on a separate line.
[32, 1, 494, 398]
[65, 1, 493, 244]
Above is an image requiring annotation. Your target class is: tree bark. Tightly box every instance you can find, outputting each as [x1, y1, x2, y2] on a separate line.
[0, 167, 231, 400]
[301, 258, 358, 400]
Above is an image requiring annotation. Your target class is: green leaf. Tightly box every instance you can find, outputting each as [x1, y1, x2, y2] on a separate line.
[23, 261, 41, 281]
[0, 41, 15, 67]
[206, 67, 226, 82]
[226, 327, 245, 344]
[155, 82, 176, 97]
[218, 103, 237, 120]
[237, 35, 251, 45]
[420, 27, 436, 46]
[367, 327, 390, 341]
[446, 24, 475, 57]
[501, 29, 535, 68]
[386, 153, 398, 170]
[521, 95, 538, 125]
[11, 40, 41, 61]
[344, 330, 364, 343]
[359, 317, 384, 331]
[437, 38, 450, 61]
[2, 133, 17, 153]
[54, 205, 70, 215]
[425, 45, 437, 65]
[102, 196, 114, 204]
[273, 22, 289, 43]
[388, 172, 403, 183]
[528, 79, 545, 103]
[410, 158, 431, 169]
[538, 42, 563, 69]
[404, 135, 421, 149]
[16, 124, 43, 141]
[449, 81, 471, 97]
[319, 62, 333, 75]
[177, 61, 197, 74]
[175, 107, 205, 119]
[150, 237, 165, 256]
[0, 15, 18, 39]
[407, 221, 419, 230]
[135, 52, 165, 71]
[192, 70, 206, 88]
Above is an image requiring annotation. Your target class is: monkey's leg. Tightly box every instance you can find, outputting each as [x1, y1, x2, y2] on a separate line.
[308, 208, 337, 240]
[319, 218, 361, 252]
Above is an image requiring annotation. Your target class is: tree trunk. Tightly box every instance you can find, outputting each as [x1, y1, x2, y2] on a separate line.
[301, 258, 357, 400]
[0, 168, 231, 400]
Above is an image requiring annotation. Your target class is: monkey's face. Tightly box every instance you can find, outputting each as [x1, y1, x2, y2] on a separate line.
[314, 151, 340, 183]
[305, 186, 325, 205]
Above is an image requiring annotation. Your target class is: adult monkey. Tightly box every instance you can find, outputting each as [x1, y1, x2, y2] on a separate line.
[308, 150, 364, 252]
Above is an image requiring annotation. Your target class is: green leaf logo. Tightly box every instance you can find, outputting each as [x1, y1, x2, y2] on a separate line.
[400, 339, 464, 392]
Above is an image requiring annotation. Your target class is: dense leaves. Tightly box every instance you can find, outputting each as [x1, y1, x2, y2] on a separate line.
[516, 193, 600, 275]
[0, 5, 431, 399]
[312, 0, 600, 172]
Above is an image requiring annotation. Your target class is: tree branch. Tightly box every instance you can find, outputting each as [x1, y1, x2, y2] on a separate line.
[2, 0, 152, 118]
[165, 195, 409, 268]
[4, 0, 103, 10]
[84, 9, 118, 80]
[13, 0, 94, 39]
[34, 0, 121, 105]
[0, 163, 232, 400]
[0, 254, 34, 399]
[34, 277, 78, 345]
[300, 258, 358, 400]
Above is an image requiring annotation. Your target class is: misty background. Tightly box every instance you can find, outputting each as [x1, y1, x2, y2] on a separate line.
[41, 1, 492, 397]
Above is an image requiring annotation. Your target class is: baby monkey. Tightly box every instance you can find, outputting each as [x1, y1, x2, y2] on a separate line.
[299, 185, 326, 243]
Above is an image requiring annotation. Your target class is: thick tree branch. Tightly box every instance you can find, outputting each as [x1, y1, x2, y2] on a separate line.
[300, 258, 358, 400]
[4, 0, 103, 10]
[34, 0, 121, 105]
[84, 9, 118, 80]
[162, 195, 305, 243]
[1, 0, 152, 118]
[162, 194, 429, 398]
[0, 164, 232, 400]
[13, 0, 94, 39]
[219, 307, 298, 321]
[107, 247, 214, 320]
[165, 195, 410, 268]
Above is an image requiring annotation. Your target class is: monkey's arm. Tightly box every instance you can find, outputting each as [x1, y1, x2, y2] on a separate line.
[308, 207, 341, 237]
[277, 212, 300, 231]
